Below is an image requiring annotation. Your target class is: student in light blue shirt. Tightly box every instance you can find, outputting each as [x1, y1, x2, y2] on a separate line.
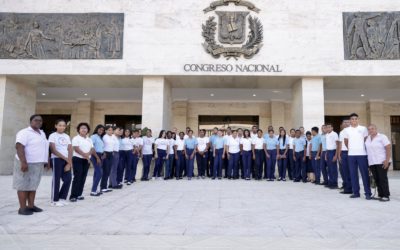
[310, 127, 321, 184]
[319, 125, 329, 186]
[184, 130, 197, 180]
[264, 130, 279, 181]
[213, 129, 225, 179]
[90, 124, 105, 196]
[293, 129, 306, 182]
[208, 127, 218, 177]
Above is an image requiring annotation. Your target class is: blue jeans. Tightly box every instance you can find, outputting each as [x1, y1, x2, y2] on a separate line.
[311, 151, 320, 183]
[101, 152, 113, 190]
[340, 151, 352, 193]
[154, 149, 166, 177]
[320, 151, 328, 184]
[277, 149, 287, 179]
[266, 149, 277, 179]
[227, 152, 240, 178]
[175, 151, 185, 178]
[90, 152, 103, 193]
[51, 158, 72, 201]
[186, 149, 195, 178]
[327, 150, 338, 187]
[254, 149, 264, 179]
[165, 154, 175, 178]
[213, 149, 223, 178]
[196, 152, 209, 177]
[142, 154, 152, 180]
[294, 151, 304, 181]
[119, 150, 133, 183]
[242, 150, 252, 179]
[348, 155, 371, 197]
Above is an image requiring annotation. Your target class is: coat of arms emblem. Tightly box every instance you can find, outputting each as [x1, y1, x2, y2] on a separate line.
[202, 0, 263, 60]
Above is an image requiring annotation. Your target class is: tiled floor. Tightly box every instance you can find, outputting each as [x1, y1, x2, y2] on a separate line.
[1, 173, 400, 249]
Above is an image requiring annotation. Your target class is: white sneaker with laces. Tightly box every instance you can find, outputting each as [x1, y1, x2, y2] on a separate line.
[59, 199, 69, 206]
[52, 202, 65, 207]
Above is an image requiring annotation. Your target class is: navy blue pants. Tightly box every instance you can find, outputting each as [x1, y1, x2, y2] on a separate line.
[254, 149, 264, 180]
[90, 153, 103, 193]
[119, 150, 133, 183]
[242, 150, 252, 179]
[348, 155, 371, 197]
[311, 151, 320, 183]
[70, 157, 89, 199]
[320, 151, 329, 184]
[340, 151, 352, 193]
[110, 151, 120, 187]
[287, 149, 294, 180]
[227, 152, 240, 178]
[186, 149, 195, 178]
[208, 149, 214, 177]
[52, 158, 72, 202]
[196, 152, 208, 177]
[142, 154, 152, 180]
[266, 149, 277, 179]
[101, 152, 113, 190]
[302, 156, 309, 182]
[294, 151, 304, 181]
[165, 153, 174, 178]
[131, 153, 140, 181]
[175, 150, 185, 178]
[154, 149, 166, 177]
[277, 150, 287, 179]
[213, 149, 224, 178]
[327, 150, 338, 187]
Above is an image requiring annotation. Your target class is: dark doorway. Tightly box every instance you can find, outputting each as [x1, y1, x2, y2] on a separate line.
[198, 116, 259, 136]
[40, 114, 72, 138]
[104, 115, 142, 130]
[324, 116, 347, 133]
[391, 116, 400, 170]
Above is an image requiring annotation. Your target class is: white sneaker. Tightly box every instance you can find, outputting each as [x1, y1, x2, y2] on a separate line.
[59, 199, 69, 206]
[52, 202, 65, 207]
[152, 177, 156, 180]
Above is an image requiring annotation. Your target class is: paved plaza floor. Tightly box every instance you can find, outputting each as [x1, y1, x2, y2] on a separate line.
[1, 171, 400, 249]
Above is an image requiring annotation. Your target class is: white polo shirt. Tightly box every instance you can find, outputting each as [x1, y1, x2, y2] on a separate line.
[365, 133, 391, 166]
[120, 137, 133, 151]
[240, 137, 252, 151]
[72, 135, 93, 159]
[339, 130, 348, 151]
[142, 136, 155, 155]
[168, 138, 175, 154]
[226, 136, 240, 154]
[131, 137, 144, 149]
[326, 131, 339, 150]
[48, 132, 71, 159]
[175, 138, 185, 151]
[288, 137, 295, 150]
[252, 137, 264, 150]
[113, 135, 120, 152]
[15, 127, 49, 163]
[196, 136, 209, 152]
[250, 133, 258, 140]
[102, 134, 115, 152]
[155, 138, 169, 150]
[343, 125, 368, 156]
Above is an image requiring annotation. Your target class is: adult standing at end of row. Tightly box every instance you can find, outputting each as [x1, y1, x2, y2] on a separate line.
[14, 115, 49, 215]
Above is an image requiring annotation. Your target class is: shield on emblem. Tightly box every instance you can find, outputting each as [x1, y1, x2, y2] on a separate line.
[216, 11, 249, 45]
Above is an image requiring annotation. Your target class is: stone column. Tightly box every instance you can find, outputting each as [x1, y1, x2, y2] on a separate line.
[141, 76, 172, 135]
[367, 100, 385, 132]
[291, 77, 325, 131]
[172, 100, 188, 132]
[271, 100, 285, 131]
[70, 99, 93, 137]
[0, 76, 36, 175]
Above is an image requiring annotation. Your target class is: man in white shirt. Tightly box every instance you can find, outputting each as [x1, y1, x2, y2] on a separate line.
[325, 123, 339, 189]
[338, 119, 352, 194]
[343, 113, 372, 199]
[141, 129, 155, 181]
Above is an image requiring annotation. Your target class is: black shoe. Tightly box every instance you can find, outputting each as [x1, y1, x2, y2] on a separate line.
[365, 195, 372, 200]
[380, 197, 390, 202]
[29, 206, 43, 213]
[70, 197, 77, 202]
[329, 186, 339, 189]
[340, 191, 352, 194]
[77, 196, 85, 200]
[212, 177, 216, 180]
[350, 194, 360, 198]
[90, 192, 101, 197]
[18, 208, 33, 215]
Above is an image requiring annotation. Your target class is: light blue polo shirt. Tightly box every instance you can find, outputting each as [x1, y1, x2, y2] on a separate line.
[214, 136, 225, 150]
[311, 134, 321, 152]
[209, 134, 217, 146]
[294, 137, 306, 153]
[91, 134, 104, 153]
[320, 134, 327, 151]
[184, 137, 197, 150]
[265, 136, 279, 150]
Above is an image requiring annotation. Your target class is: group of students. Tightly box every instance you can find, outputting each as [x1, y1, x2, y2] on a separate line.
[12, 112, 392, 215]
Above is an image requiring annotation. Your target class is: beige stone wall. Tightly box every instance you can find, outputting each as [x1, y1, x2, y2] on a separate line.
[325, 102, 368, 124]
[92, 101, 142, 127]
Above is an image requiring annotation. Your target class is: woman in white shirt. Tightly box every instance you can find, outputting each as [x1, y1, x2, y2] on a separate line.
[225, 130, 241, 179]
[101, 126, 115, 193]
[119, 129, 134, 185]
[240, 129, 252, 180]
[252, 129, 265, 180]
[287, 129, 296, 181]
[49, 119, 72, 206]
[196, 129, 210, 179]
[70, 123, 100, 202]
[130, 129, 143, 183]
[174, 132, 185, 180]
[165, 131, 175, 180]
[277, 129, 288, 181]
[154, 130, 169, 180]
[141, 129, 154, 181]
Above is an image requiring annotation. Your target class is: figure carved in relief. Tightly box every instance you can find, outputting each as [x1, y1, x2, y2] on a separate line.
[383, 17, 400, 59]
[105, 18, 121, 58]
[24, 21, 55, 59]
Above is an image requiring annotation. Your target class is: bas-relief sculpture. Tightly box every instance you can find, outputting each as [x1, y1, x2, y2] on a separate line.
[0, 13, 124, 59]
[343, 12, 400, 60]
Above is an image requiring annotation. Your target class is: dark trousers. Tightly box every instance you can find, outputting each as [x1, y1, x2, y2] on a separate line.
[349, 155, 371, 197]
[223, 157, 229, 178]
[320, 151, 329, 184]
[175, 151, 185, 178]
[131, 153, 140, 181]
[266, 149, 277, 179]
[213, 149, 223, 178]
[119, 150, 133, 183]
[196, 152, 208, 177]
[294, 151, 304, 181]
[327, 150, 338, 187]
[142, 154, 152, 180]
[287, 149, 294, 180]
[303, 157, 311, 181]
[254, 149, 264, 180]
[340, 151, 352, 193]
[227, 152, 240, 178]
[242, 150, 252, 179]
[101, 152, 113, 190]
[110, 151, 120, 187]
[369, 164, 390, 198]
[207, 149, 213, 177]
[186, 149, 195, 178]
[154, 149, 166, 177]
[165, 153, 174, 178]
[70, 157, 89, 199]
[277, 150, 287, 179]
[90, 153, 103, 193]
[51, 158, 72, 202]
[311, 151, 321, 183]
